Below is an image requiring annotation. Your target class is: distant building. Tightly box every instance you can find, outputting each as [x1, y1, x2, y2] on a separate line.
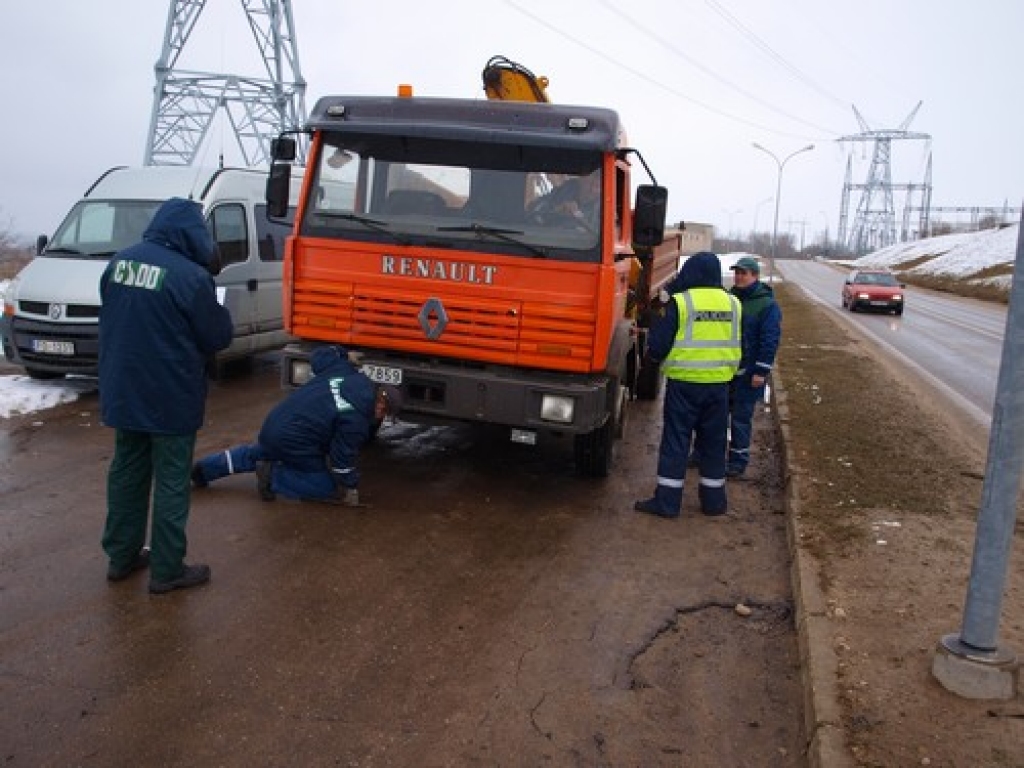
[675, 221, 714, 256]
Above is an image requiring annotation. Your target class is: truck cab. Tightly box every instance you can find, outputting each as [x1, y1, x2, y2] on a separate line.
[269, 95, 671, 476]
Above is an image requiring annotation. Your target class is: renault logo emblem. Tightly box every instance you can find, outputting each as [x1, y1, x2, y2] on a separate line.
[49, 304, 63, 320]
[418, 298, 449, 340]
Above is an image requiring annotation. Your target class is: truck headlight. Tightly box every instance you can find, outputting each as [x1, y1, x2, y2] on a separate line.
[540, 394, 574, 424]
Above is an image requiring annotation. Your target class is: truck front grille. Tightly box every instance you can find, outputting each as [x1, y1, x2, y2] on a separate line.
[291, 284, 597, 372]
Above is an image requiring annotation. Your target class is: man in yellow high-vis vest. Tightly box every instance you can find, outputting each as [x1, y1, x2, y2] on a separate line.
[635, 251, 742, 518]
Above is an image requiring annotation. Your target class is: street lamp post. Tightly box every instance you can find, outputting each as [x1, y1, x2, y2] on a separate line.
[752, 196, 773, 239]
[720, 207, 743, 241]
[752, 142, 814, 283]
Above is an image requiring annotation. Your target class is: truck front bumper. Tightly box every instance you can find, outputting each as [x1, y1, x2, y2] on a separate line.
[282, 345, 612, 436]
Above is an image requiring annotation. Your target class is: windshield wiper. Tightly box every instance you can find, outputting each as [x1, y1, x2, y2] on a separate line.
[436, 223, 547, 258]
[316, 212, 411, 245]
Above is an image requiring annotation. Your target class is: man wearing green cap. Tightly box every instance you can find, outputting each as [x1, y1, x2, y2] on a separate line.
[726, 256, 782, 478]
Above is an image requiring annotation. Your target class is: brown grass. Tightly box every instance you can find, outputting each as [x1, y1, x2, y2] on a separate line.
[773, 282, 983, 560]
[896, 272, 1009, 303]
[0, 252, 32, 280]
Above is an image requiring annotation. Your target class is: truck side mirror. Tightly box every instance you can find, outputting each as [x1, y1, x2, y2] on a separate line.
[270, 137, 297, 162]
[266, 162, 293, 219]
[633, 185, 667, 248]
[36, 234, 48, 255]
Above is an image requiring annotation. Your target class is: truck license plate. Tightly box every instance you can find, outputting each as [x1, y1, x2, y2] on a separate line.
[361, 364, 403, 385]
[32, 339, 75, 356]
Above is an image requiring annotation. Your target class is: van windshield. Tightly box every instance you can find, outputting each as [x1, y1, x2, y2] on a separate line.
[46, 201, 162, 259]
[300, 134, 604, 263]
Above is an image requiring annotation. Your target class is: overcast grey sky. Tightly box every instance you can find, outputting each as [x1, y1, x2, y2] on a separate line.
[1, 0, 1020, 247]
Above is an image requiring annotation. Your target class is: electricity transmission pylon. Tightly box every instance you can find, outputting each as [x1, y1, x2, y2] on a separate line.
[837, 103, 931, 254]
[143, 0, 307, 167]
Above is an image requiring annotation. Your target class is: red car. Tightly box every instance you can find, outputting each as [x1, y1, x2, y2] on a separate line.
[842, 270, 905, 315]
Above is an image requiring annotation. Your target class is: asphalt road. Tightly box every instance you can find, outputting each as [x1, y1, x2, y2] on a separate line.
[777, 259, 1005, 432]
[0, 356, 805, 767]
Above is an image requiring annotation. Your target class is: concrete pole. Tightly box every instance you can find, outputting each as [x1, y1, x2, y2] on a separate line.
[933, 212, 1024, 699]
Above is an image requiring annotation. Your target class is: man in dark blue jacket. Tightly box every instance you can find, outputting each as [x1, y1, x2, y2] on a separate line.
[99, 197, 234, 594]
[191, 345, 401, 506]
[726, 257, 782, 477]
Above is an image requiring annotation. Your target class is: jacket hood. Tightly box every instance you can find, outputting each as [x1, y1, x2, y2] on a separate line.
[310, 345, 353, 376]
[142, 197, 215, 268]
[674, 251, 723, 291]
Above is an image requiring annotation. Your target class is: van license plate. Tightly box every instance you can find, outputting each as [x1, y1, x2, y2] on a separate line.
[32, 340, 75, 356]
[361, 364, 403, 385]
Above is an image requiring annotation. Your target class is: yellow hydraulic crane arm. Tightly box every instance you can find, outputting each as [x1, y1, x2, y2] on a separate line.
[481, 55, 550, 103]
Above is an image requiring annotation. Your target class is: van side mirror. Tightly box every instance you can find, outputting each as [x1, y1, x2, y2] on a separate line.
[36, 234, 48, 255]
[270, 136, 297, 162]
[633, 185, 667, 248]
[266, 162, 293, 219]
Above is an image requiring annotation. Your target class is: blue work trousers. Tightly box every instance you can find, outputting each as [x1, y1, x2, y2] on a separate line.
[652, 379, 730, 515]
[194, 444, 338, 500]
[728, 377, 766, 473]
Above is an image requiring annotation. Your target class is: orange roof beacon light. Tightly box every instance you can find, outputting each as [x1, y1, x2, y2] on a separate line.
[397, 84, 413, 98]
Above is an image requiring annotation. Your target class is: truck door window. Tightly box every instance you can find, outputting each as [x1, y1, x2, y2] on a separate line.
[314, 148, 359, 213]
[209, 204, 248, 268]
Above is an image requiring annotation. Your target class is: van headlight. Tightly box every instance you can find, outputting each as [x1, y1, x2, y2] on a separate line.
[2, 276, 20, 316]
[540, 394, 575, 424]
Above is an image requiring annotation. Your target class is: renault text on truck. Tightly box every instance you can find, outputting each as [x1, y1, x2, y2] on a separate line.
[266, 86, 680, 477]
[1, 166, 301, 379]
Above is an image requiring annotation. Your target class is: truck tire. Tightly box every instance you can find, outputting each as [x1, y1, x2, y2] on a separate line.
[574, 418, 613, 478]
[635, 353, 662, 401]
[573, 377, 626, 478]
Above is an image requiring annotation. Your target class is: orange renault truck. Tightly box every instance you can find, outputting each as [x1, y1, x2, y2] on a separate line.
[265, 65, 681, 477]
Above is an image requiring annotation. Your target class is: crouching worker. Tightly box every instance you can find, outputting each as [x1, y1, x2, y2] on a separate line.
[191, 345, 401, 505]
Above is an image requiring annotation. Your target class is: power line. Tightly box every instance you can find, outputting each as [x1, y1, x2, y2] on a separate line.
[705, 0, 850, 113]
[598, 0, 842, 136]
[786, 0, 923, 111]
[501, 0, 822, 142]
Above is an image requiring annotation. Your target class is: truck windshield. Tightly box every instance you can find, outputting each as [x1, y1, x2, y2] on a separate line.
[300, 136, 603, 263]
[46, 200, 162, 259]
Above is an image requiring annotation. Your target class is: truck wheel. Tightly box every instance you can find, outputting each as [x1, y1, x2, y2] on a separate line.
[635, 353, 662, 401]
[574, 419, 613, 478]
[573, 378, 626, 478]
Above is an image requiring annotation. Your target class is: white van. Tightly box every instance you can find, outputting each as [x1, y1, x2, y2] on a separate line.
[0, 165, 301, 378]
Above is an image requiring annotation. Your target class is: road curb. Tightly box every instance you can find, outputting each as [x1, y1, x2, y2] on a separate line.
[771, 371, 854, 768]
